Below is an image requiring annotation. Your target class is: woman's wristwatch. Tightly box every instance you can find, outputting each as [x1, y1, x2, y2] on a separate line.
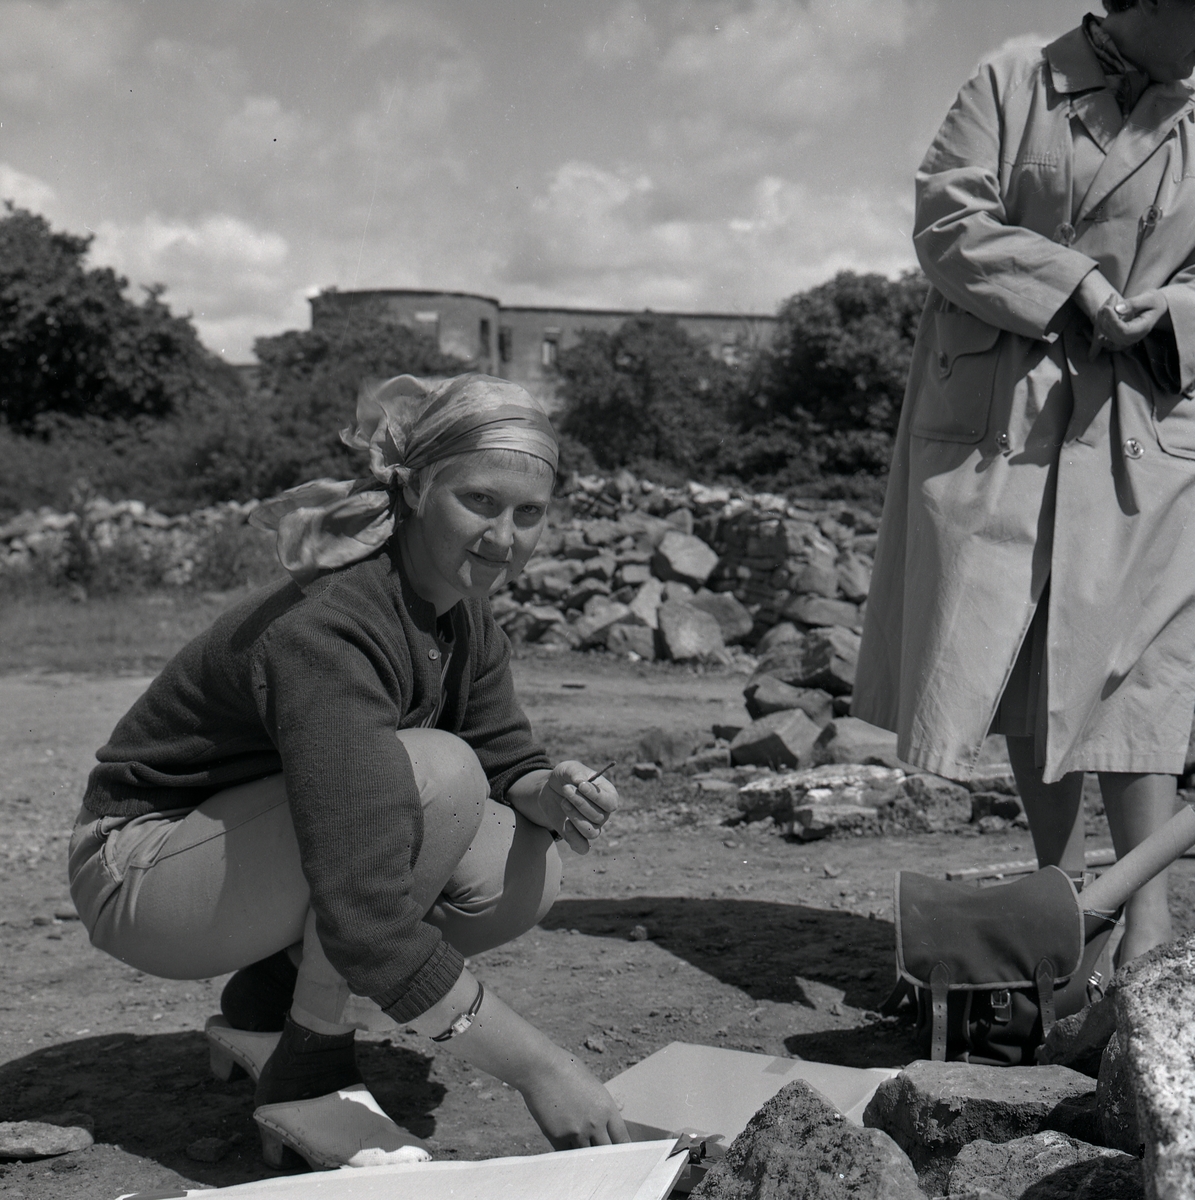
[430, 980, 485, 1042]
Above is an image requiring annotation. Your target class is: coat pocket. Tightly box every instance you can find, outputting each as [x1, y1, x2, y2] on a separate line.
[1152, 391, 1195, 459]
[911, 310, 1001, 444]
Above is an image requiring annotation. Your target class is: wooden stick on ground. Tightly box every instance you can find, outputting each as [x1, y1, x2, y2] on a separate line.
[1079, 804, 1195, 915]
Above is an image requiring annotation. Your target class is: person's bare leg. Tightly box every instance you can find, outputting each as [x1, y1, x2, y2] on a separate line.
[1006, 735, 1086, 873]
[1097, 772, 1175, 964]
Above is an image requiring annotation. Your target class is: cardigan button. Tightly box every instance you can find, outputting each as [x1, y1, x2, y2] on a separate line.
[1124, 438, 1144, 460]
[428, 648, 440, 661]
[1144, 205, 1162, 227]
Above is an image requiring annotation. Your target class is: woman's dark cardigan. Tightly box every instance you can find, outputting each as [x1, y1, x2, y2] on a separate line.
[82, 543, 550, 1022]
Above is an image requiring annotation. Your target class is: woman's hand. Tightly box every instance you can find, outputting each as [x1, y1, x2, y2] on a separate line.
[1077, 272, 1171, 356]
[541, 761, 619, 854]
[1093, 289, 1171, 349]
[518, 1052, 631, 1149]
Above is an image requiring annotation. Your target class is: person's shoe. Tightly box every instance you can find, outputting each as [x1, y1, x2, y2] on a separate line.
[205, 1015, 281, 1083]
[254, 1084, 431, 1170]
[254, 1016, 362, 1107]
[219, 949, 298, 1032]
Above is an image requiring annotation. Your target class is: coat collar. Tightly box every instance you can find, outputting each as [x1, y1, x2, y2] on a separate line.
[1045, 26, 1105, 97]
[1046, 25, 1195, 223]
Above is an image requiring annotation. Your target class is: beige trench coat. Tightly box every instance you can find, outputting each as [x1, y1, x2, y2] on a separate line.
[854, 27, 1195, 782]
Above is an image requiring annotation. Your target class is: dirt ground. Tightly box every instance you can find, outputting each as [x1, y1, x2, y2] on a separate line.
[3, 651, 1195, 1200]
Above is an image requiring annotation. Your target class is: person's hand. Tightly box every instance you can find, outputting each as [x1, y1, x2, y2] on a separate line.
[541, 761, 618, 854]
[518, 1053, 630, 1149]
[1093, 288, 1170, 348]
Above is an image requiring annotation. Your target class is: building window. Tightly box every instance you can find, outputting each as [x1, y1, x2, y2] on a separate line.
[541, 337, 558, 368]
[499, 326, 513, 362]
[479, 318, 491, 357]
[720, 343, 739, 366]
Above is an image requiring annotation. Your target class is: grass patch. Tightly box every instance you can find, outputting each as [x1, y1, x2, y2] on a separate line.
[0, 588, 257, 675]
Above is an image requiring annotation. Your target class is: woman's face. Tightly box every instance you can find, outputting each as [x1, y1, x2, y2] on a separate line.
[402, 455, 553, 612]
[1110, 0, 1195, 81]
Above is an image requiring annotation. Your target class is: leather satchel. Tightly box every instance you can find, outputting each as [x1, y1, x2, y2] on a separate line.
[881, 866, 1116, 1066]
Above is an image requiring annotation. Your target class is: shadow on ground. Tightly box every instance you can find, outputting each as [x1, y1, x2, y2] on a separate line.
[541, 897, 899, 1011]
[0, 1031, 443, 1190]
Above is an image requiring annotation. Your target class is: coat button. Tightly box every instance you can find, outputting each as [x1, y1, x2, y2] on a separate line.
[1055, 222, 1076, 245]
[1124, 438, 1144, 459]
[995, 431, 1011, 452]
[937, 350, 950, 372]
[428, 648, 440, 661]
[1144, 205, 1162, 227]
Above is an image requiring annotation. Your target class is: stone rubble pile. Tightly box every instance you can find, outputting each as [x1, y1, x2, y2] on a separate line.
[0, 497, 260, 587]
[700, 935, 1195, 1198]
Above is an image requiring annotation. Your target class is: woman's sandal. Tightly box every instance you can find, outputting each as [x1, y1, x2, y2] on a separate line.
[253, 1083, 432, 1170]
[205, 1015, 282, 1083]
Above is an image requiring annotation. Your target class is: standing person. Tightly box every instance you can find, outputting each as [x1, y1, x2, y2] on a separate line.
[855, 1, 1195, 964]
[68, 373, 629, 1169]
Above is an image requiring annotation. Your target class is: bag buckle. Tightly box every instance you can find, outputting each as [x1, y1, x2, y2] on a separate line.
[990, 990, 1012, 1023]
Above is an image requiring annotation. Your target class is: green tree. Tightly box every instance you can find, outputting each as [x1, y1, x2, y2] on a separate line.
[0, 204, 236, 431]
[247, 301, 461, 494]
[557, 314, 745, 480]
[759, 269, 928, 476]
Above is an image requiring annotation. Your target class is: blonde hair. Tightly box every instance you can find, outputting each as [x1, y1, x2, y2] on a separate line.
[407, 447, 555, 518]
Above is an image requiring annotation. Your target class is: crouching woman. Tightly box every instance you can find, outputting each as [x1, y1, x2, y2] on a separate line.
[67, 374, 627, 1169]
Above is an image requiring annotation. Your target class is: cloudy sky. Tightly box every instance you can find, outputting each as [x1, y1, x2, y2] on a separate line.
[2, 0, 1093, 359]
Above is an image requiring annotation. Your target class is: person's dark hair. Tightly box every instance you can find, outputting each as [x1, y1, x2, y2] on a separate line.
[1103, 0, 1195, 10]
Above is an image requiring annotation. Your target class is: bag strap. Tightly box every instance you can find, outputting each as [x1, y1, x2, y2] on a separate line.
[1035, 958, 1057, 1040]
[930, 962, 950, 1061]
[879, 978, 914, 1017]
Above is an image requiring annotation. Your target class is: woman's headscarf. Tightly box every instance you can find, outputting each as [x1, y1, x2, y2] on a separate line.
[250, 373, 558, 585]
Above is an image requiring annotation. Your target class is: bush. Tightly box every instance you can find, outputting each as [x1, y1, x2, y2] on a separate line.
[0, 205, 242, 431]
[557, 314, 746, 481]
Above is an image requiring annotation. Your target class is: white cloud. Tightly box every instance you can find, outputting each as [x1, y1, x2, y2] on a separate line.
[0, 163, 57, 213]
[0, 0, 134, 103]
[500, 162, 915, 313]
[90, 214, 300, 357]
[583, 1, 655, 64]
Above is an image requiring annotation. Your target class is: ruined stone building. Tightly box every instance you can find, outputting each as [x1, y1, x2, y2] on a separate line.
[309, 288, 777, 409]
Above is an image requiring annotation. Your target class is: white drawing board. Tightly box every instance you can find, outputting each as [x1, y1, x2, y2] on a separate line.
[116, 1138, 686, 1200]
[605, 1041, 899, 1155]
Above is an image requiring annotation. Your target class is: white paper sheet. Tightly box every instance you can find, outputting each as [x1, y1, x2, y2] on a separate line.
[117, 1139, 686, 1200]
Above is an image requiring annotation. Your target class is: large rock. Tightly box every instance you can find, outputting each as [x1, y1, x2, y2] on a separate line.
[790, 802, 882, 841]
[657, 601, 726, 662]
[791, 561, 839, 598]
[1038, 995, 1117, 1078]
[743, 678, 833, 724]
[1097, 1031, 1140, 1156]
[628, 577, 665, 628]
[729, 709, 821, 770]
[752, 627, 860, 696]
[606, 623, 656, 660]
[899, 773, 973, 828]
[690, 1079, 923, 1200]
[947, 1131, 1142, 1200]
[688, 591, 754, 644]
[736, 764, 905, 824]
[637, 727, 700, 770]
[755, 622, 802, 654]
[0, 1120, 94, 1158]
[1112, 933, 1195, 1197]
[652, 530, 720, 587]
[783, 594, 861, 630]
[813, 716, 901, 768]
[836, 552, 873, 603]
[571, 597, 631, 647]
[863, 1060, 1096, 1168]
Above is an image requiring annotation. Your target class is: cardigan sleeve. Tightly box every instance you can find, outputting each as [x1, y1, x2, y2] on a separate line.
[914, 60, 1099, 339]
[255, 603, 464, 1024]
[457, 604, 551, 802]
